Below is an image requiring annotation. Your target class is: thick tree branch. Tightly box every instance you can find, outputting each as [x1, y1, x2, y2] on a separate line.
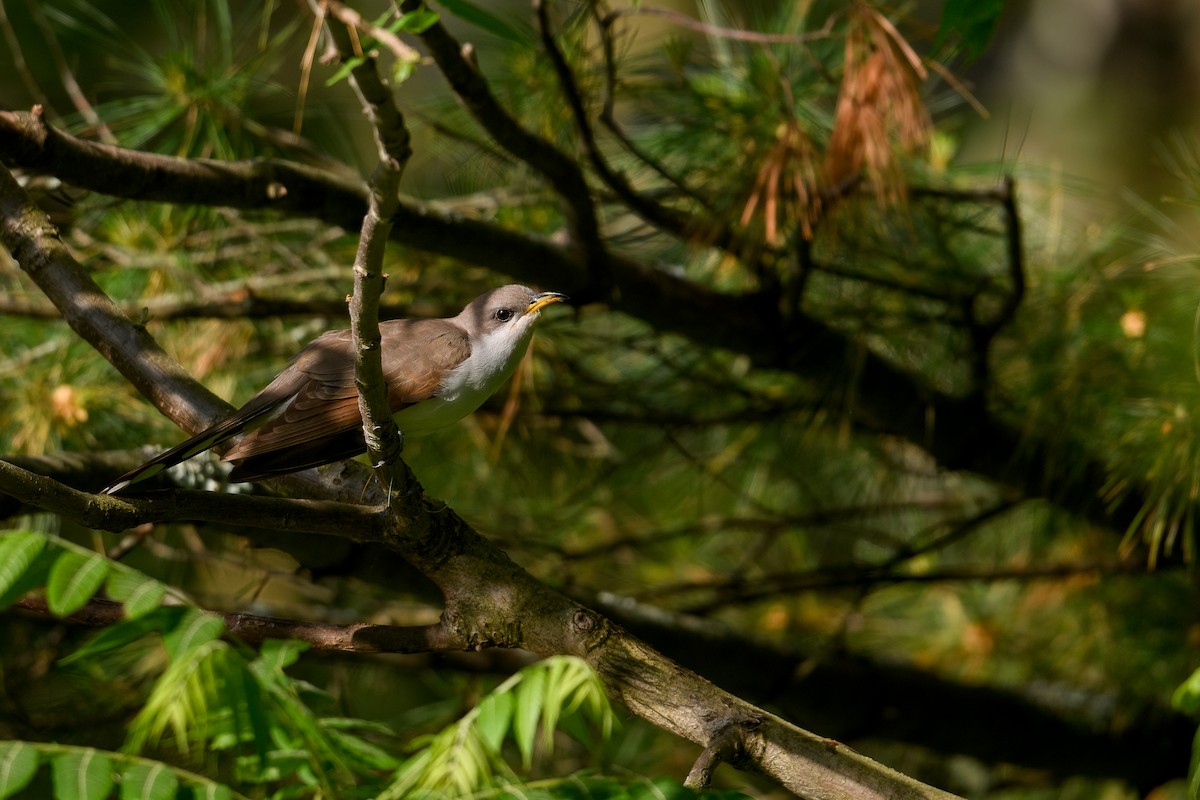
[0, 459, 385, 539]
[589, 591, 1191, 789]
[0, 146, 231, 435]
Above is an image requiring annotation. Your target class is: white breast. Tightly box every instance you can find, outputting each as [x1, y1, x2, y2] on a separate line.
[393, 319, 537, 436]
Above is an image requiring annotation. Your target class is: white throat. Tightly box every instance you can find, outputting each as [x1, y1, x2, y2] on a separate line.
[392, 316, 539, 436]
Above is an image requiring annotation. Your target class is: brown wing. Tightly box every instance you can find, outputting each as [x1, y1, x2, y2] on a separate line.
[222, 319, 471, 467]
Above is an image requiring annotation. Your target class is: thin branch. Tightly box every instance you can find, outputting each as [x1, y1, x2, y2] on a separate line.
[0, 141, 232, 435]
[685, 720, 758, 789]
[536, 1, 710, 241]
[0, 459, 386, 539]
[325, 0, 421, 63]
[13, 595, 456, 654]
[398, 0, 610, 288]
[660, 558, 1160, 615]
[591, 5, 711, 209]
[605, 6, 837, 46]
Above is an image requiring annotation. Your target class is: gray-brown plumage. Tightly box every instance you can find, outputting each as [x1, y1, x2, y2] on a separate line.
[102, 285, 567, 493]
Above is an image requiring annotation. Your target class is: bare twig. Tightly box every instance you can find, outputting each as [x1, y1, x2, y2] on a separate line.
[590, 3, 713, 210]
[685, 719, 759, 789]
[0, 458, 386, 538]
[398, 0, 610, 288]
[325, 0, 421, 63]
[14, 594, 456, 653]
[536, 1, 713, 244]
[604, 6, 836, 46]
[654, 558, 1159, 615]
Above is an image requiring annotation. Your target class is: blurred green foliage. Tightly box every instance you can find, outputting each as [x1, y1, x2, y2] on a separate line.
[3, 0, 1200, 798]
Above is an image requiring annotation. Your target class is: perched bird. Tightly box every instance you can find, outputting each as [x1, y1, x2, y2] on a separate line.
[102, 285, 568, 493]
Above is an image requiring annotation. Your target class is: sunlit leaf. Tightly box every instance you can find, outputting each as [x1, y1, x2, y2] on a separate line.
[46, 551, 110, 616]
[436, 0, 527, 44]
[512, 665, 546, 769]
[119, 761, 178, 800]
[254, 638, 308, 672]
[50, 750, 114, 800]
[1173, 667, 1200, 714]
[106, 570, 167, 619]
[0, 532, 47, 605]
[184, 781, 234, 800]
[474, 690, 514, 752]
[59, 606, 186, 666]
[325, 55, 367, 87]
[388, 9, 438, 35]
[321, 724, 401, 771]
[0, 742, 39, 800]
[163, 609, 225, 660]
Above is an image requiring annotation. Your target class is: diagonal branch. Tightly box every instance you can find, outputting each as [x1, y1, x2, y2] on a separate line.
[14, 595, 456, 654]
[535, 1, 710, 242]
[0, 459, 385, 539]
[397, 0, 610, 285]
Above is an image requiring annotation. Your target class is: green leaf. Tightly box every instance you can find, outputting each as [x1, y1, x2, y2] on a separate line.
[254, 638, 308, 672]
[59, 607, 187, 666]
[50, 750, 114, 800]
[392, 59, 417, 85]
[436, 0, 527, 44]
[162, 609, 225, 660]
[388, 9, 438, 35]
[0, 531, 47, 605]
[512, 666, 546, 768]
[325, 55, 367, 87]
[0, 741, 39, 800]
[321, 726, 402, 771]
[182, 782, 233, 800]
[47, 551, 110, 616]
[1174, 667, 1200, 713]
[119, 761, 178, 800]
[473, 690, 514, 752]
[105, 570, 167, 619]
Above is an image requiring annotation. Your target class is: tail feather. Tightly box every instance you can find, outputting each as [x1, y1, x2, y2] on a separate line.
[101, 404, 279, 494]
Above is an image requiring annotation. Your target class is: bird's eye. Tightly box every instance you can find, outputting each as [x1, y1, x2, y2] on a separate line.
[494, 308, 515, 322]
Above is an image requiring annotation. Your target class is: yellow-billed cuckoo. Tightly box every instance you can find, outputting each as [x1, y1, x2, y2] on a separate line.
[102, 285, 567, 493]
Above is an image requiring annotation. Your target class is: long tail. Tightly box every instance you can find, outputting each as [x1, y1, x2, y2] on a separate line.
[101, 404, 278, 494]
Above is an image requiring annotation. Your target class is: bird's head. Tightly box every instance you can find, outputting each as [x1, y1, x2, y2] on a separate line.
[459, 285, 569, 344]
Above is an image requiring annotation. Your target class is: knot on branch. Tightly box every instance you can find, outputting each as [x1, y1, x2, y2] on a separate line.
[684, 715, 764, 790]
[571, 608, 611, 652]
